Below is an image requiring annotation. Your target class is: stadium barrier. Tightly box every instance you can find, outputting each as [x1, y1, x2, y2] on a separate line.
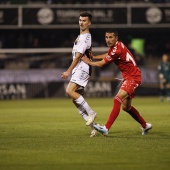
[0, 80, 159, 100]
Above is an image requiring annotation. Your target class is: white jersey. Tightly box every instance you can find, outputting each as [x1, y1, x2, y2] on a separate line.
[72, 33, 92, 75]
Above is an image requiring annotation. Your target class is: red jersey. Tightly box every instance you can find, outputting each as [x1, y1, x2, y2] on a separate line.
[104, 41, 141, 82]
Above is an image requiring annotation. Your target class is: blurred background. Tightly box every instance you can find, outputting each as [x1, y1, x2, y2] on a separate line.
[0, 0, 170, 99]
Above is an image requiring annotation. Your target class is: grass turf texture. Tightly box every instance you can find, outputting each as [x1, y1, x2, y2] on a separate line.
[0, 97, 169, 170]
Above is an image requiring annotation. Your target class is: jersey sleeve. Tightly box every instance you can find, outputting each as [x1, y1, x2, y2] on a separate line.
[104, 54, 114, 63]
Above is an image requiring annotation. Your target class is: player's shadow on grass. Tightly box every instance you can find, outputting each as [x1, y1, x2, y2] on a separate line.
[101, 131, 170, 140]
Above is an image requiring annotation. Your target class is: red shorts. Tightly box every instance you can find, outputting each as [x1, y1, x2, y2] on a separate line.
[120, 78, 141, 99]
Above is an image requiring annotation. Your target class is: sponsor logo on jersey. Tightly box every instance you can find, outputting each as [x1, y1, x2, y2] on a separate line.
[111, 46, 117, 56]
[106, 55, 112, 61]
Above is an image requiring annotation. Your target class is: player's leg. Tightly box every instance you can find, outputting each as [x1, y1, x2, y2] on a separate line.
[72, 100, 89, 121]
[68, 69, 97, 126]
[73, 90, 96, 126]
[94, 89, 128, 135]
[71, 86, 89, 121]
[122, 95, 152, 135]
[105, 89, 128, 130]
[66, 82, 97, 136]
[73, 98, 97, 137]
[74, 90, 97, 136]
[66, 82, 96, 125]
[94, 79, 132, 135]
[166, 83, 170, 102]
[159, 81, 165, 102]
[65, 82, 80, 100]
[66, 82, 89, 121]
[122, 98, 147, 128]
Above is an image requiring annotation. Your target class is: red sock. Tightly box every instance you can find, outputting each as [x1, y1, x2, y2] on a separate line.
[126, 106, 146, 128]
[105, 96, 122, 130]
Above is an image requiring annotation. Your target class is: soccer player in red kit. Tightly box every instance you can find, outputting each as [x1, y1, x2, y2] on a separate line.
[82, 29, 152, 135]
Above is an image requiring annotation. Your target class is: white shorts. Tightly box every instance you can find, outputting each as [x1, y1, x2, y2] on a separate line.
[70, 69, 90, 87]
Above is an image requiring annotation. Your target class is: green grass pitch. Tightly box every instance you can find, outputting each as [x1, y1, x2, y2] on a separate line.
[0, 97, 170, 170]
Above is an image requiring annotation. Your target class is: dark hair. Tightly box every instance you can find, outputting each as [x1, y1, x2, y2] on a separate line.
[79, 11, 92, 22]
[106, 29, 118, 37]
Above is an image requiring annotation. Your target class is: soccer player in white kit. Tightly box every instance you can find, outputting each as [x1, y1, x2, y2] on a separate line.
[61, 11, 97, 137]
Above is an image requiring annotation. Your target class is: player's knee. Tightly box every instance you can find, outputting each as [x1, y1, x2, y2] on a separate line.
[65, 88, 72, 96]
[122, 106, 128, 111]
[122, 106, 131, 112]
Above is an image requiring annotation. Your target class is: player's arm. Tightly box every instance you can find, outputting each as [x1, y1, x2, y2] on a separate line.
[61, 52, 82, 79]
[82, 55, 106, 67]
[91, 53, 108, 60]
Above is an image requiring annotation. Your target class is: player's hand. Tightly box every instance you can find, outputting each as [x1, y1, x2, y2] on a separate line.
[82, 55, 90, 64]
[61, 71, 70, 79]
[159, 74, 166, 83]
[159, 74, 164, 79]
